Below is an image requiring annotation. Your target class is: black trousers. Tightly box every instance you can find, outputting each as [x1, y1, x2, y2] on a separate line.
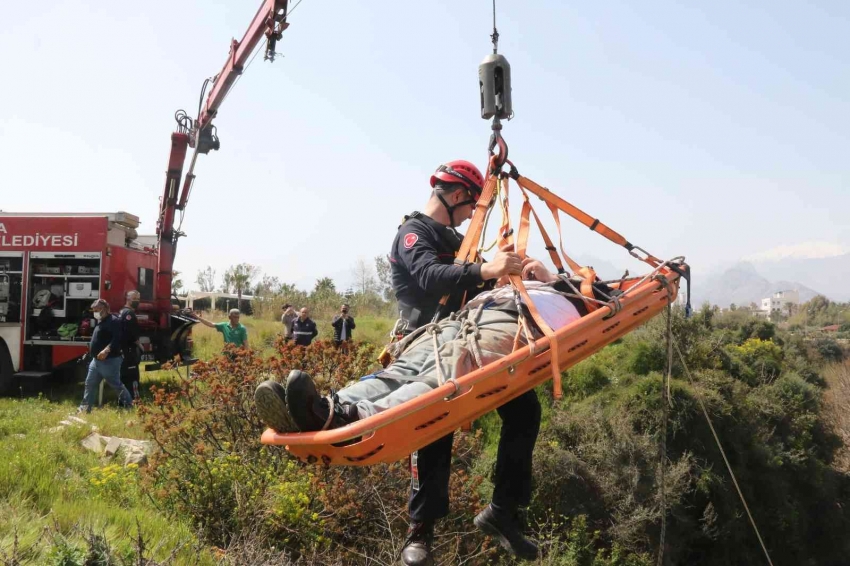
[408, 388, 542, 522]
[120, 351, 140, 399]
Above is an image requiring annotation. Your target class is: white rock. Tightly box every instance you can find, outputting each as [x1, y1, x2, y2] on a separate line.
[104, 436, 123, 457]
[67, 416, 88, 425]
[122, 447, 148, 466]
[81, 432, 106, 454]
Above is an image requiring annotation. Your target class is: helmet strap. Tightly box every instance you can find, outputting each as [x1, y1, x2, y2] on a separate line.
[436, 191, 476, 227]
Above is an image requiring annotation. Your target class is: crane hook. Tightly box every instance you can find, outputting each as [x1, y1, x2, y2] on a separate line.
[488, 117, 509, 173]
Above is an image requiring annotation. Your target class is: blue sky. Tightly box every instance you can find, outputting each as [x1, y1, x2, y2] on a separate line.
[1, 0, 847, 291]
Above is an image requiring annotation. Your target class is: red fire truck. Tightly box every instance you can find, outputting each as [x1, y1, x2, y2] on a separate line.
[0, 213, 195, 393]
[0, 0, 290, 394]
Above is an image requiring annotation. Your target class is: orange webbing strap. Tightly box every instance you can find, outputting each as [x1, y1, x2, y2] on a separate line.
[516, 197, 531, 258]
[543, 203, 599, 313]
[437, 170, 500, 309]
[517, 187, 565, 274]
[496, 176, 514, 251]
[508, 274, 563, 399]
[543, 201, 585, 274]
[514, 185, 597, 313]
[577, 266, 599, 313]
[514, 174, 663, 268]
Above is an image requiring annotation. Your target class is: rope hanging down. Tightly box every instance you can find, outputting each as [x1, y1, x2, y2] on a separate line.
[674, 340, 776, 566]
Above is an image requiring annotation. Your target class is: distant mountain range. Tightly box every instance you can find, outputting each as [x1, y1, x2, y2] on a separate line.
[578, 252, 848, 308]
[696, 262, 822, 308]
[746, 253, 850, 303]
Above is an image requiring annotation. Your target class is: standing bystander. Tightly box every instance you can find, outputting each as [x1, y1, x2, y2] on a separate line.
[78, 299, 132, 412]
[331, 303, 355, 350]
[119, 290, 142, 400]
[195, 309, 249, 349]
[281, 304, 297, 342]
[291, 307, 318, 346]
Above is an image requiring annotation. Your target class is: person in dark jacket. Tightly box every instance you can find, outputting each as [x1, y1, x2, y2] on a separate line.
[331, 303, 355, 349]
[78, 299, 132, 412]
[119, 291, 142, 400]
[291, 307, 318, 346]
[387, 159, 538, 565]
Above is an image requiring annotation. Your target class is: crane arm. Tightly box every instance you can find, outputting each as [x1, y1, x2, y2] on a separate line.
[196, 0, 290, 134]
[154, 0, 290, 313]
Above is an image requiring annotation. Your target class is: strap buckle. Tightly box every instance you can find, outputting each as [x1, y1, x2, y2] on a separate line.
[628, 245, 658, 266]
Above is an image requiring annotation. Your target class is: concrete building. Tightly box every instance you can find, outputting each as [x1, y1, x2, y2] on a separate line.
[760, 290, 800, 317]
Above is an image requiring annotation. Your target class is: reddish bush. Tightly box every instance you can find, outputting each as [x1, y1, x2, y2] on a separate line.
[138, 340, 491, 562]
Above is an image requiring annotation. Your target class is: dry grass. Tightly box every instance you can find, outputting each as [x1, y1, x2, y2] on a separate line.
[823, 360, 850, 473]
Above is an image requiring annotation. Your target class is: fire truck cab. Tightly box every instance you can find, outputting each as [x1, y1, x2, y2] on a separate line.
[0, 212, 189, 394]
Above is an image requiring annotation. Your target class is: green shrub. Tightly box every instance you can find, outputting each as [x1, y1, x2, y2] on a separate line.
[626, 342, 666, 376]
[564, 361, 611, 400]
[727, 338, 783, 385]
[815, 338, 844, 363]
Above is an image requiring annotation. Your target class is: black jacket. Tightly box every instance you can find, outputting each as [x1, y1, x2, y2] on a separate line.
[90, 313, 123, 358]
[331, 315, 355, 342]
[118, 307, 140, 355]
[390, 212, 492, 331]
[291, 317, 318, 346]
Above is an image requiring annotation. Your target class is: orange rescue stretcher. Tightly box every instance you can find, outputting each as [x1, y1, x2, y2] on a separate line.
[261, 159, 689, 466]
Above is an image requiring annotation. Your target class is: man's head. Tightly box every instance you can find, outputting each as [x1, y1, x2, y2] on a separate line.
[229, 308, 241, 324]
[90, 299, 110, 320]
[299, 307, 309, 320]
[428, 160, 484, 227]
[125, 290, 141, 309]
[340, 303, 350, 315]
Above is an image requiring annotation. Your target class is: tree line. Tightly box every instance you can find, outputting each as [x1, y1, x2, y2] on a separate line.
[188, 256, 397, 321]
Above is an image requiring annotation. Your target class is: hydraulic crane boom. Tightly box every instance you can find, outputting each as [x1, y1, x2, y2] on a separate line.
[154, 0, 290, 317]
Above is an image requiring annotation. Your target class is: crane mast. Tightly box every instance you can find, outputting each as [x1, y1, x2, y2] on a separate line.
[154, 0, 290, 317]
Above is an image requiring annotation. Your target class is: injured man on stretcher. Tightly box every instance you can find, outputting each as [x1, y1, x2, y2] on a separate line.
[254, 259, 618, 434]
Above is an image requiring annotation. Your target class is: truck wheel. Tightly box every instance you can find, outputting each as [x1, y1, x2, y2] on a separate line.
[0, 342, 14, 396]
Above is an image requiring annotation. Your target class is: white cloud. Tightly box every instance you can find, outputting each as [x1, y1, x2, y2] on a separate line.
[744, 242, 848, 262]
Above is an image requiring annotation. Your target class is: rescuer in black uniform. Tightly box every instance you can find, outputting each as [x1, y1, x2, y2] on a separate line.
[392, 160, 540, 565]
[119, 290, 142, 401]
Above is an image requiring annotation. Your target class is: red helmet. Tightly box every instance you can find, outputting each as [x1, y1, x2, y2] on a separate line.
[430, 160, 484, 198]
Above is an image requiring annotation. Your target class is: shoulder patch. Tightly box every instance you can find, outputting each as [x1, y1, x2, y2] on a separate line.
[403, 233, 419, 249]
[126, 315, 132, 320]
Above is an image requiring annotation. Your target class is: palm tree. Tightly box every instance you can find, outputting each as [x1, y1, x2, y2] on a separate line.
[223, 263, 260, 307]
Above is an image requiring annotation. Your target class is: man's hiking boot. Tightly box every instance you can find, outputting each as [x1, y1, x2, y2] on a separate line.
[400, 520, 434, 566]
[285, 370, 359, 432]
[474, 504, 538, 561]
[254, 380, 298, 432]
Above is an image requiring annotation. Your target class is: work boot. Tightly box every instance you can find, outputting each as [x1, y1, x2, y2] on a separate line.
[474, 504, 538, 561]
[400, 520, 434, 566]
[285, 370, 359, 432]
[254, 380, 298, 432]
